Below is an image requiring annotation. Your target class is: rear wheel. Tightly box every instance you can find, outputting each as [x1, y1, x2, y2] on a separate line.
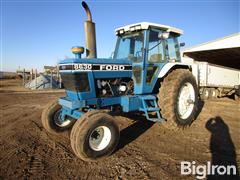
[200, 88, 210, 100]
[157, 69, 198, 129]
[70, 111, 119, 161]
[209, 88, 218, 99]
[41, 100, 76, 134]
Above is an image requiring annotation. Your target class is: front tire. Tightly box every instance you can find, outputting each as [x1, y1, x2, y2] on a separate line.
[70, 111, 119, 161]
[41, 99, 76, 134]
[157, 69, 198, 129]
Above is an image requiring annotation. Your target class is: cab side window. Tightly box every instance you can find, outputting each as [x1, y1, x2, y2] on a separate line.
[148, 30, 165, 63]
[166, 36, 180, 61]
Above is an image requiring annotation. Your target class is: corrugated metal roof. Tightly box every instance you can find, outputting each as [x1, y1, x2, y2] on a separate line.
[184, 33, 240, 52]
[183, 33, 240, 69]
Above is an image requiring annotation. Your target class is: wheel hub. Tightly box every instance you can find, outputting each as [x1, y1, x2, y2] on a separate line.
[89, 126, 111, 151]
[54, 110, 71, 127]
[177, 82, 195, 119]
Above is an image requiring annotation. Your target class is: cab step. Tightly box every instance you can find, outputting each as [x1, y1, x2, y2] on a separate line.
[139, 95, 164, 123]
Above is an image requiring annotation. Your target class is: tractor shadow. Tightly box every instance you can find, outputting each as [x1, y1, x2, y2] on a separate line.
[194, 100, 204, 121]
[112, 99, 205, 152]
[112, 112, 155, 152]
[205, 116, 239, 180]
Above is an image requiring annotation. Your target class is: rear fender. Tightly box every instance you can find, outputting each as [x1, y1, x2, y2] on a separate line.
[158, 63, 191, 78]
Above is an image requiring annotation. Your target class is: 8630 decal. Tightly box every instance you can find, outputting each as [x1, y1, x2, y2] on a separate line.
[74, 64, 92, 70]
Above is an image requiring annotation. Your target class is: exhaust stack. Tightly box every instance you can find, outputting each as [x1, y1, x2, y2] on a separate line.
[82, 1, 97, 59]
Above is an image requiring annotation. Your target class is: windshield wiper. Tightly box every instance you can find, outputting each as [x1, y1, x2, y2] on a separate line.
[148, 40, 162, 51]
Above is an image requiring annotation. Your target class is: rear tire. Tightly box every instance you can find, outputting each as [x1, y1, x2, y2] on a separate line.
[70, 111, 119, 161]
[157, 69, 198, 130]
[200, 88, 210, 100]
[41, 99, 76, 134]
[209, 88, 218, 99]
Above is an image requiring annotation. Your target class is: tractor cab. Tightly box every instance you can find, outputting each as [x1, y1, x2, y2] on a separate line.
[114, 22, 183, 94]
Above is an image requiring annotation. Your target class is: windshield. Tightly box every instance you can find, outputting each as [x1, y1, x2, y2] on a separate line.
[114, 31, 144, 62]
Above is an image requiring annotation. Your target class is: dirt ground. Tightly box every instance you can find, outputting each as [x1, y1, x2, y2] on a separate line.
[0, 79, 239, 179]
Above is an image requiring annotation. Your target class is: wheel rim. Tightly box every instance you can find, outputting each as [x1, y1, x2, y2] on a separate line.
[89, 126, 111, 151]
[205, 89, 209, 97]
[53, 110, 71, 127]
[212, 90, 216, 97]
[177, 82, 195, 119]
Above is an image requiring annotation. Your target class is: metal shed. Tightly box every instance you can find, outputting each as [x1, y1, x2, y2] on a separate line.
[183, 33, 240, 69]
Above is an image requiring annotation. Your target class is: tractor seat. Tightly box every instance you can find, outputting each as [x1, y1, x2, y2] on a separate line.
[128, 54, 142, 62]
[149, 54, 162, 63]
[128, 54, 137, 61]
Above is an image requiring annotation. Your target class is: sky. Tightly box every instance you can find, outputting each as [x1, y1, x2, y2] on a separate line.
[1, 0, 239, 72]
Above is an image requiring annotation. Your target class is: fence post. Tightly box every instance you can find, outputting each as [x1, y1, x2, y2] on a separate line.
[59, 76, 62, 89]
[31, 69, 33, 81]
[23, 68, 25, 86]
[35, 69, 37, 89]
[57, 65, 61, 89]
[50, 70, 53, 88]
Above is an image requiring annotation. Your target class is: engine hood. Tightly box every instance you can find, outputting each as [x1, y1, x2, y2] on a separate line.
[59, 58, 131, 66]
[59, 58, 132, 78]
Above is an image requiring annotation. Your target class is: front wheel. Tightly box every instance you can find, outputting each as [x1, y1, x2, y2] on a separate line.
[157, 69, 199, 129]
[41, 100, 76, 134]
[70, 111, 119, 161]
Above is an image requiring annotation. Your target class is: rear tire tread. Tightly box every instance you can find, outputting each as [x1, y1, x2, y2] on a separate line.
[157, 69, 198, 130]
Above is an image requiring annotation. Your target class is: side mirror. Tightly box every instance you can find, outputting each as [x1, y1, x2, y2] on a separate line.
[158, 32, 170, 40]
[180, 42, 185, 47]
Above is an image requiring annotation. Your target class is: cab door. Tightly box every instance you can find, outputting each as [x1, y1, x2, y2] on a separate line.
[132, 29, 181, 94]
[141, 29, 167, 94]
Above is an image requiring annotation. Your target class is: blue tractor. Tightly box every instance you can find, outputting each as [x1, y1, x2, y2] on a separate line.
[42, 1, 198, 161]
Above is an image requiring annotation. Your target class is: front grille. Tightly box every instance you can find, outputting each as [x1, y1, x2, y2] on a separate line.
[61, 73, 90, 92]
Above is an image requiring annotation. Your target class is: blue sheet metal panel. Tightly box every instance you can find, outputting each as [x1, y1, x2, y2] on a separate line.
[86, 97, 121, 107]
[59, 95, 141, 112]
[61, 106, 72, 116]
[65, 90, 80, 101]
[59, 96, 121, 110]
[143, 63, 166, 93]
[59, 97, 86, 109]
[61, 106, 83, 120]
[58, 95, 159, 120]
[93, 71, 132, 78]
[120, 95, 141, 112]
[59, 58, 131, 65]
[71, 110, 83, 119]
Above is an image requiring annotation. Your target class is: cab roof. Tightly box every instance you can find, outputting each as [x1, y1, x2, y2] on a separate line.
[115, 22, 183, 35]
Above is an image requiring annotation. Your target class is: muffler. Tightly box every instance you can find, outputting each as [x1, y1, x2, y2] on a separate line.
[82, 1, 97, 59]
